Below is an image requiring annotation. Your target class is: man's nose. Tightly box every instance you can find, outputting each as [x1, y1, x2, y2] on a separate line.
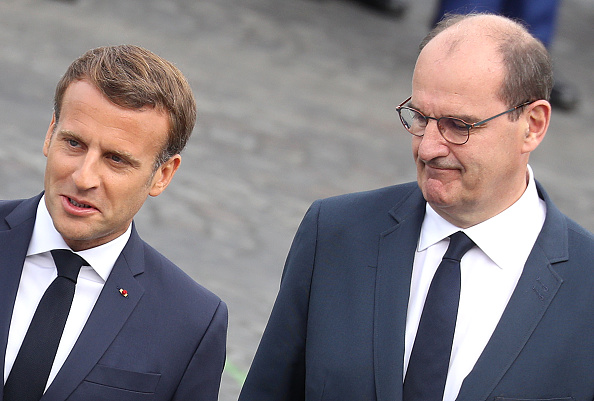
[416, 120, 449, 161]
[71, 155, 100, 190]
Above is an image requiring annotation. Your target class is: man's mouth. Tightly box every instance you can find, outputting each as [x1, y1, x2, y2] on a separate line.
[69, 198, 92, 208]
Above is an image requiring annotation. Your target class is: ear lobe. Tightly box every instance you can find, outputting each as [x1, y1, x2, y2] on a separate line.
[149, 155, 181, 197]
[521, 100, 551, 154]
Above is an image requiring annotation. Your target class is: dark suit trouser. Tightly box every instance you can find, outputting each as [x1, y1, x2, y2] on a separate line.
[433, 0, 560, 47]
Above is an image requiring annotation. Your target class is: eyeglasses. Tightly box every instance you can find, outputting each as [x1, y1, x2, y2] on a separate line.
[395, 96, 533, 145]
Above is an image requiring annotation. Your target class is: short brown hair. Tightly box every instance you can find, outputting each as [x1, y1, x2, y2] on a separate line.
[53, 45, 197, 168]
[420, 13, 553, 119]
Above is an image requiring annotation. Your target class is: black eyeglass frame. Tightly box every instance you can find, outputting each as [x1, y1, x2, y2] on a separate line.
[395, 96, 534, 145]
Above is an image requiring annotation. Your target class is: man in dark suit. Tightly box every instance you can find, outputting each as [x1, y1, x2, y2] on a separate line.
[239, 13, 594, 401]
[0, 45, 227, 400]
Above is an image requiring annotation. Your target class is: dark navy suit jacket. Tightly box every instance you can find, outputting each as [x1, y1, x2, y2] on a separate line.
[0, 194, 227, 400]
[239, 181, 594, 401]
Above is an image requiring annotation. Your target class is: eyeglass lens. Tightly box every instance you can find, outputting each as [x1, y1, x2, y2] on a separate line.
[399, 108, 469, 144]
[399, 108, 426, 135]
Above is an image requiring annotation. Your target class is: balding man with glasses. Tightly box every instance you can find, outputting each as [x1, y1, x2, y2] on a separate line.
[239, 13, 594, 401]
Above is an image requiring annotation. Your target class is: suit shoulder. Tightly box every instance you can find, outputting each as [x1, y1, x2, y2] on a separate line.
[566, 216, 594, 253]
[297, 182, 422, 239]
[0, 196, 39, 229]
[314, 182, 420, 217]
[0, 198, 25, 216]
[139, 240, 224, 307]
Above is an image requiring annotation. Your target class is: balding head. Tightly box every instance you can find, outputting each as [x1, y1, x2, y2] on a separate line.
[421, 14, 529, 51]
[419, 13, 553, 110]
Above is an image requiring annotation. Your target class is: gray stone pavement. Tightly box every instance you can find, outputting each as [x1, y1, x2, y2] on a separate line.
[0, 0, 592, 399]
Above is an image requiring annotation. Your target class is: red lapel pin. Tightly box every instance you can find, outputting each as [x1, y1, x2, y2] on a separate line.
[119, 288, 128, 297]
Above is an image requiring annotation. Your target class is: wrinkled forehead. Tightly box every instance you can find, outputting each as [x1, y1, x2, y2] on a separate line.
[419, 16, 509, 68]
[412, 32, 506, 111]
[421, 24, 503, 65]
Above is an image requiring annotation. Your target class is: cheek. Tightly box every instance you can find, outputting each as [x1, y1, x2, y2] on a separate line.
[412, 138, 422, 161]
[44, 152, 67, 181]
[458, 143, 513, 192]
[108, 177, 152, 210]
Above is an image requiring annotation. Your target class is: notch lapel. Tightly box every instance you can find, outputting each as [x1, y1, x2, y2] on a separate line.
[42, 228, 146, 401]
[374, 187, 425, 401]
[456, 184, 568, 401]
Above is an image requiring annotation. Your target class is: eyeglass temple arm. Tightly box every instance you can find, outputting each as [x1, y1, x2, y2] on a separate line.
[470, 101, 534, 128]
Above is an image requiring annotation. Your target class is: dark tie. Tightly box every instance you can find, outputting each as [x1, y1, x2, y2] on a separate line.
[403, 231, 475, 401]
[4, 249, 87, 401]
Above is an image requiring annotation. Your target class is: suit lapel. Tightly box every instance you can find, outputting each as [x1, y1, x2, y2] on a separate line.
[456, 183, 568, 401]
[0, 195, 41, 394]
[374, 187, 425, 401]
[42, 228, 146, 401]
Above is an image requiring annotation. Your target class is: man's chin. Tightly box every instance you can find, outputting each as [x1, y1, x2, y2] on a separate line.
[419, 179, 457, 206]
[53, 222, 95, 246]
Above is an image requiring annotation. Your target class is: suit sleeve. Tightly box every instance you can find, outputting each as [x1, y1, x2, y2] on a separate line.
[239, 200, 321, 401]
[172, 300, 228, 401]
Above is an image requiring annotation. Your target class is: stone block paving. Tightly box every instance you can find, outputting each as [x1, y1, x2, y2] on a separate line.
[0, 0, 592, 399]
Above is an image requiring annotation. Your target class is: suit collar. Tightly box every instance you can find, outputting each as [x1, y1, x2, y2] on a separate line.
[531, 181, 569, 263]
[3, 193, 43, 229]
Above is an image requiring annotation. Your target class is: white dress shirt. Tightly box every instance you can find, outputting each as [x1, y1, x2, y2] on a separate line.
[404, 165, 547, 401]
[4, 196, 131, 390]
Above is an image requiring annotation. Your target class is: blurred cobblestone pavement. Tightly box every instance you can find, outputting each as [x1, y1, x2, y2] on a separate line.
[0, 0, 592, 399]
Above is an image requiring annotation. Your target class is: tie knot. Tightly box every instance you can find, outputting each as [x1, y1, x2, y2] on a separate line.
[442, 231, 475, 262]
[50, 249, 87, 283]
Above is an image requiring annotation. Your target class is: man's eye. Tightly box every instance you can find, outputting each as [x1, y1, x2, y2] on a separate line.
[412, 114, 426, 125]
[109, 154, 124, 164]
[67, 139, 80, 147]
[444, 118, 468, 131]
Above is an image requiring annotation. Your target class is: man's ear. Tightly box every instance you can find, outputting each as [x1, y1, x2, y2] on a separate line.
[521, 100, 551, 154]
[43, 113, 57, 157]
[149, 154, 182, 197]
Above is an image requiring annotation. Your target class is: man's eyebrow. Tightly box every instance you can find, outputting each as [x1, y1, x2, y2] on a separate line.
[58, 130, 142, 167]
[407, 103, 480, 123]
[57, 129, 88, 144]
[452, 113, 482, 124]
[56, 129, 80, 138]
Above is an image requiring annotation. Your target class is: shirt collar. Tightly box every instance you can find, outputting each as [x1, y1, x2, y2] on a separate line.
[27, 195, 132, 282]
[419, 165, 546, 270]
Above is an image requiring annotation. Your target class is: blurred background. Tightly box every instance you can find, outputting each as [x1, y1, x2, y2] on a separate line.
[0, 0, 592, 399]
